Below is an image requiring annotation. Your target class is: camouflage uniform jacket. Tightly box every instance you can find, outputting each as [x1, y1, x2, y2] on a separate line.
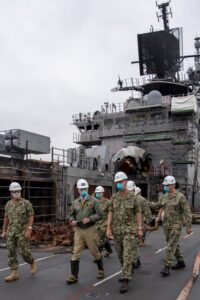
[5, 197, 34, 237]
[96, 197, 111, 229]
[160, 191, 192, 229]
[137, 195, 152, 225]
[109, 191, 141, 235]
[69, 195, 102, 228]
[150, 192, 166, 210]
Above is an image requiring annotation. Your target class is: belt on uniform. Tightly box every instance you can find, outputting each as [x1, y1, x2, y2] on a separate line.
[77, 221, 94, 229]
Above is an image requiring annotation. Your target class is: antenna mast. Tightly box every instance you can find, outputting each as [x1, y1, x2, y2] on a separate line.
[156, 1, 172, 31]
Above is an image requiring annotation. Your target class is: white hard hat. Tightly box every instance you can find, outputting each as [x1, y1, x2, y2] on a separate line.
[126, 180, 136, 191]
[135, 187, 141, 195]
[95, 186, 105, 193]
[114, 171, 128, 183]
[162, 175, 176, 185]
[77, 179, 89, 189]
[9, 182, 22, 192]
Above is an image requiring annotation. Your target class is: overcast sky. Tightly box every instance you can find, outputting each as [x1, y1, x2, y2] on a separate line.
[0, 0, 199, 156]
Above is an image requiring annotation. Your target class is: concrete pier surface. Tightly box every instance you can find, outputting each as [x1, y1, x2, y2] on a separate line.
[0, 225, 200, 300]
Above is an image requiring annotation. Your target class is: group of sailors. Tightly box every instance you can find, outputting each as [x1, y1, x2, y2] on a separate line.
[67, 171, 192, 293]
[1, 173, 192, 294]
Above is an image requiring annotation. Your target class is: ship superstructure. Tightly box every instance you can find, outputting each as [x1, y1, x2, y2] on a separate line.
[71, 1, 200, 209]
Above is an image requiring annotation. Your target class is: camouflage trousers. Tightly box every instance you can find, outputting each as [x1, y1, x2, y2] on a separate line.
[140, 225, 147, 244]
[97, 225, 106, 249]
[6, 235, 34, 270]
[113, 233, 138, 280]
[132, 235, 140, 264]
[163, 226, 183, 266]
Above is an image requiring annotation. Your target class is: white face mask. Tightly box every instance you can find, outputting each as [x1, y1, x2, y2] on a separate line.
[12, 192, 21, 199]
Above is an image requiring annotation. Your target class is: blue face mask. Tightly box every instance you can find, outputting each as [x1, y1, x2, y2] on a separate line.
[95, 193, 101, 199]
[117, 182, 124, 191]
[163, 186, 169, 193]
[80, 190, 88, 198]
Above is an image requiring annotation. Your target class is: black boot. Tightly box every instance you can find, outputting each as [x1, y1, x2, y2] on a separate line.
[137, 257, 141, 266]
[104, 241, 113, 257]
[160, 266, 170, 277]
[104, 241, 113, 253]
[95, 258, 105, 279]
[66, 260, 79, 284]
[171, 260, 186, 270]
[120, 279, 129, 293]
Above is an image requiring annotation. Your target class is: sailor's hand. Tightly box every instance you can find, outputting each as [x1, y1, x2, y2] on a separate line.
[155, 217, 160, 226]
[138, 228, 143, 238]
[82, 217, 90, 224]
[0, 232, 6, 239]
[25, 228, 32, 239]
[106, 228, 112, 239]
[186, 228, 193, 235]
[71, 220, 77, 226]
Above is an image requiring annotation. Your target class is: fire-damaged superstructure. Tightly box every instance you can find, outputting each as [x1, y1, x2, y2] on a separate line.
[71, 1, 200, 210]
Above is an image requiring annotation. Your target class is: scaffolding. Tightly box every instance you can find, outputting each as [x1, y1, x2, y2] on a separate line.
[122, 113, 198, 181]
[0, 156, 63, 225]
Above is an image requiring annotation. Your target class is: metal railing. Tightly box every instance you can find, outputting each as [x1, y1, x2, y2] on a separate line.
[51, 147, 110, 172]
[125, 120, 192, 135]
[123, 75, 155, 88]
[51, 147, 69, 166]
[73, 131, 101, 144]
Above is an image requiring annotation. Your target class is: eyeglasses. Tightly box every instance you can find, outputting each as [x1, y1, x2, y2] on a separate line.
[11, 191, 21, 194]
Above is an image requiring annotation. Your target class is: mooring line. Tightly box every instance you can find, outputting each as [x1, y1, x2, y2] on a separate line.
[176, 251, 200, 300]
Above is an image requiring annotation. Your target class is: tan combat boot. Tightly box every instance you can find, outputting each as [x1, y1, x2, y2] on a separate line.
[5, 270, 20, 282]
[30, 260, 37, 275]
[97, 270, 105, 279]
[66, 275, 78, 284]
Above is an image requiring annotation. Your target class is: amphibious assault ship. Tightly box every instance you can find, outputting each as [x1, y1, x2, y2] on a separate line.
[1, 3, 200, 300]
[0, 1, 200, 227]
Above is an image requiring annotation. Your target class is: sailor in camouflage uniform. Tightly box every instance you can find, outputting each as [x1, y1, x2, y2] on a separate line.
[1, 182, 37, 282]
[126, 181, 140, 268]
[66, 179, 104, 284]
[94, 186, 113, 257]
[107, 172, 143, 293]
[131, 186, 153, 268]
[156, 176, 192, 277]
[134, 187, 152, 247]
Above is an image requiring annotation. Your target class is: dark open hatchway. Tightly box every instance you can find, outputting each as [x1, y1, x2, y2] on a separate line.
[137, 183, 148, 198]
